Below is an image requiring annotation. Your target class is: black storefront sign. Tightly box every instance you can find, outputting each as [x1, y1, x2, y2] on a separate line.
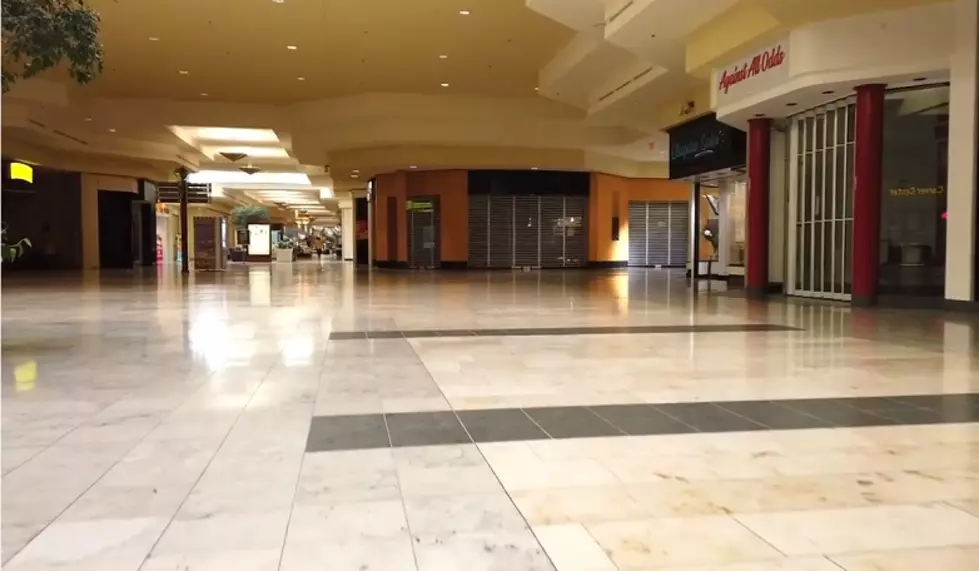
[667, 113, 747, 180]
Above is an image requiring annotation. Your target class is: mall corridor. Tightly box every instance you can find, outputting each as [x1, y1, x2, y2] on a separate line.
[1, 263, 978, 570]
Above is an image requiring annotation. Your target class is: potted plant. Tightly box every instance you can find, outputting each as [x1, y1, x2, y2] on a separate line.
[2, 0, 104, 94]
[230, 204, 270, 228]
[1, 223, 31, 263]
[273, 239, 295, 263]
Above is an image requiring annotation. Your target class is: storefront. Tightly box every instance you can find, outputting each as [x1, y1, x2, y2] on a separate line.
[666, 113, 747, 278]
[712, 1, 976, 306]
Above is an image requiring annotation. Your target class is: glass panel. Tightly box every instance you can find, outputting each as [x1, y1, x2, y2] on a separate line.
[834, 220, 845, 294]
[825, 108, 836, 148]
[815, 149, 824, 220]
[805, 117, 814, 153]
[847, 104, 856, 143]
[845, 142, 855, 218]
[879, 85, 949, 297]
[804, 152, 813, 222]
[843, 219, 853, 294]
[814, 220, 824, 293]
[802, 222, 811, 291]
[834, 143, 845, 218]
[815, 115, 825, 149]
[795, 224, 804, 291]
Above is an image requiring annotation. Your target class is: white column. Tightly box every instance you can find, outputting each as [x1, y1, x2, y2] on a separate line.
[340, 200, 355, 262]
[718, 182, 732, 275]
[945, 0, 979, 301]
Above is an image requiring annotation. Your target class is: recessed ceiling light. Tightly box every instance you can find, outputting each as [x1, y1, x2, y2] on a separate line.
[297, 76, 305, 81]
[439, 54, 448, 59]
[409, 165, 417, 169]
[754, 113, 766, 117]
[286, 45, 298, 50]
[822, 90, 834, 95]
[350, 173, 359, 178]
[459, 9, 471, 15]
[530, 166, 539, 171]
[178, 70, 189, 75]
[534, 87, 539, 91]
[200, 93, 208, 96]
[786, 102, 798, 107]
[913, 77, 927, 82]
[440, 82, 449, 87]
[84, 117, 93, 122]
[272, 0, 284, 3]
[352, 169, 360, 173]
[108, 128, 116, 133]
[148, 36, 159, 41]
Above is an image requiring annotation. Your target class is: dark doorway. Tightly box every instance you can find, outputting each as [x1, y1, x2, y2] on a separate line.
[407, 196, 441, 268]
[98, 190, 135, 269]
[387, 197, 398, 263]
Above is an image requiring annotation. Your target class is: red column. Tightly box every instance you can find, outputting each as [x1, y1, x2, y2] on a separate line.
[852, 84, 885, 306]
[746, 118, 772, 298]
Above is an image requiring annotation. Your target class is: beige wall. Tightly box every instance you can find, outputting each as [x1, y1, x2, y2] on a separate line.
[80, 174, 138, 269]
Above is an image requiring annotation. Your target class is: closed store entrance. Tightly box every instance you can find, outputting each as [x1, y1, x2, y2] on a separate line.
[627, 201, 689, 267]
[468, 195, 587, 268]
[407, 197, 440, 268]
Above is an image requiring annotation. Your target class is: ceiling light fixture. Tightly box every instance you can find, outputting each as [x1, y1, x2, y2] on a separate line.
[409, 165, 417, 169]
[297, 76, 305, 81]
[530, 167, 539, 171]
[219, 152, 248, 162]
[441, 83, 449, 87]
[351, 173, 359, 179]
[913, 77, 927, 82]
[459, 9, 470, 15]
[439, 54, 448, 59]
[84, 117, 93, 122]
[148, 36, 159, 41]
[273, 0, 284, 3]
[821, 90, 834, 95]
[239, 166, 263, 175]
[200, 93, 208, 97]
[108, 128, 116, 133]
[786, 102, 798, 107]
[286, 45, 298, 50]
[178, 70, 189, 75]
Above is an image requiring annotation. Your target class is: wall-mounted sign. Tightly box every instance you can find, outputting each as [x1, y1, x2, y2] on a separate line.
[889, 186, 944, 197]
[9, 162, 33, 183]
[667, 113, 747, 180]
[713, 40, 790, 109]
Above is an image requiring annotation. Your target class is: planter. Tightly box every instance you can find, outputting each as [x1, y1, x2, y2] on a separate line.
[274, 248, 295, 263]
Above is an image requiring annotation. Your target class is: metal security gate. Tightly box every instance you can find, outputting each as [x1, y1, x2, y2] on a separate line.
[407, 197, 440, 268]
[788, 98, 855, 300]
[627, 201, 689, 267]
[468, 195, 587, 268]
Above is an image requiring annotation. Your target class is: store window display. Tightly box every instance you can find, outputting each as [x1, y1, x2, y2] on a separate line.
[879, 84, 949, 296]
[726, 181, 747, 267]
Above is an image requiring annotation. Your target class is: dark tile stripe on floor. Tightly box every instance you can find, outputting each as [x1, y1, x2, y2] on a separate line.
[305, 392, 979, 453]
[327, 323, 798, 341]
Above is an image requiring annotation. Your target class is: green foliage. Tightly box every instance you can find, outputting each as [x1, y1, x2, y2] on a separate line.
[1, 0, 104, 93]
[231, 204, 271, 227]
[1, 224, 32, 263]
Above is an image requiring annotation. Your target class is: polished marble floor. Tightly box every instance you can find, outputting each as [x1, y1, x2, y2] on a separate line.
[2, 261, 979, 570]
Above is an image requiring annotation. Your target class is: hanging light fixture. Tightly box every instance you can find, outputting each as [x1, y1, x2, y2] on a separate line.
[239, 166, 263, 175]
[220, 152, 247, 162]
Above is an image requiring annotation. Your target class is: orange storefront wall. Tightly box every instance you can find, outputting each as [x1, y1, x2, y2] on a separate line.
[373, 169, 468, 264]
[588, 172, 712, 264]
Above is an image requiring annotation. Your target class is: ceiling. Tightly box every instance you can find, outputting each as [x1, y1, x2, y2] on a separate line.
[84, 0, 572, 102]
[1, 0, 949, 219]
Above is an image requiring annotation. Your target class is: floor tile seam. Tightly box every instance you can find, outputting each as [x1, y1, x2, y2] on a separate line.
[7, 406, 171, 566]
[380, 409, 423, 571]
[938, 499, 979, 520]
[728, 400, 845, 429]
[401, 336, 559, 571]
[728, 512, 791, 559]
[133, 371, 278, 571]
[768, 400, 858, 428]
[701, 402, 772, 430]
[586, 405, 679, 436]
[514, 408, 557, 440]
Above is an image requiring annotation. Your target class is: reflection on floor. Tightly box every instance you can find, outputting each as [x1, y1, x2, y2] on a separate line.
[2, 261, 978, 570]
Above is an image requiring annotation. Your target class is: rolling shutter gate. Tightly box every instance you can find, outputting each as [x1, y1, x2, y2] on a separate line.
[467, 195, 587, 268]
[627, 201, 689, 267]
[407, 197, 440, 268]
